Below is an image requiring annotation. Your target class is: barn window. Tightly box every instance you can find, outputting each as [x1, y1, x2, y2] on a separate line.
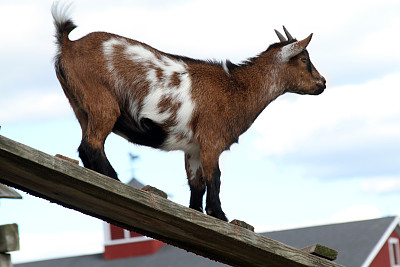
[389, 237, 400, 267]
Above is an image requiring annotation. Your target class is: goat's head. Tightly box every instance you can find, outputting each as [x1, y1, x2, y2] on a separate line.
[273, 26, 326, 95]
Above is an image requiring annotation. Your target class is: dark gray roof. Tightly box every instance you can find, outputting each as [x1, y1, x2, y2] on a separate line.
[15, 244, 228, 267]
[262, 216, 398, 267]
[127, 178, 145, 189]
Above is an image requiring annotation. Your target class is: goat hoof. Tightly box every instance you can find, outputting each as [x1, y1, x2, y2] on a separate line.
[189, 206, 203, 213]
[206, 208, 228, 222]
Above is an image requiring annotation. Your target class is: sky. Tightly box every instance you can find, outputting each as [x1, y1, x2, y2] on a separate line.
[0, 0, 400, 264]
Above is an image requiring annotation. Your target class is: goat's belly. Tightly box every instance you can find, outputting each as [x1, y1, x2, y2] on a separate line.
[160, 133, 199, 154]
[113, 116, 198, 153]
[113, 117, 167, 149]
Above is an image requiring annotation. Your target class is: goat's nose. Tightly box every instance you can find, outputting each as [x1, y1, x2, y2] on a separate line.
[319, 76, 327, 88]
[316, 76, 326, 90]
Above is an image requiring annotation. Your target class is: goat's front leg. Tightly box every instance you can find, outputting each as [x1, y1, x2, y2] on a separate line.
[185, 152, 205, 212]
[205, 164, 227, 221]
[201, 151, 228, 222]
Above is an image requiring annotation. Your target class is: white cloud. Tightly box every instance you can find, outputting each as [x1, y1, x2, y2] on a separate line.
[328, 205, 383, 223]
[356, 8, 400, 62]
[256, 204, 383, 232]
[0, 89, 72, 124]
[252, 72, 400, 179]
[11, 231, 103, 264]
[254, 72, 400, 153]
[362, 177, 400, 194]
[0, 4, 41, 46]
[0, 1, 55, 54]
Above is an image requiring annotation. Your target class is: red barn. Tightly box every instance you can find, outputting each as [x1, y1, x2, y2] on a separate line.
[367, 221, 400, 267]
[266, 215, 400, 267]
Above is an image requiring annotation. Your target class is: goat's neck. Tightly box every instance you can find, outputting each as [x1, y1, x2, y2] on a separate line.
[232, 63, 286, 120]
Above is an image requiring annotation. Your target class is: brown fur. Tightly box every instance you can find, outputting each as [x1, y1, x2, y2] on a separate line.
[52, 4, 326, 221]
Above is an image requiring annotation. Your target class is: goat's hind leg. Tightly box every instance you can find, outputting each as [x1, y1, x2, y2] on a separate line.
[78, 137, 119, 180]
[77, 88, 121, 181]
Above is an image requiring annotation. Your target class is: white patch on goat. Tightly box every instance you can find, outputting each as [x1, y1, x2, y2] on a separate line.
[186, 150, 202, 181]
[276, 42, 304, 63]
[222, 60, 230, 75]
[142, 69, 172, 124]
[103, 38, 129, 99]
[103, 38, 120, 72]
[161, 71, 196, 152]
[263, 67, 282, 102]
[108, 38, 196, 152]
[128, 98, 141, 123]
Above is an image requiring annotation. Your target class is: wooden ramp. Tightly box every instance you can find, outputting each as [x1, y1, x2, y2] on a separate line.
[0, 135, 344, 267]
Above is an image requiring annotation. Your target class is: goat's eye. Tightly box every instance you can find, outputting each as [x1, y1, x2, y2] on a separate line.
[301, 58, 308, 63]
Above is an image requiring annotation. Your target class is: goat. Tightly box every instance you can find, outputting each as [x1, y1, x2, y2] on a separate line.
[51, 3, 326, 222]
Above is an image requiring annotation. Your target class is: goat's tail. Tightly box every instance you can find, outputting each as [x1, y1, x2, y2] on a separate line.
[51, 2, 77, 47]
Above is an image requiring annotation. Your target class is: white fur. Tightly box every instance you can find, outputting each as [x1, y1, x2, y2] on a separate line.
[103, 38, 120, 72]
[222, 61, 230, 75]
[277, 41, 303, 63]
[51, 1, 73, 28]
[103, 37, 196, 152]
[186, 150, 202, 181]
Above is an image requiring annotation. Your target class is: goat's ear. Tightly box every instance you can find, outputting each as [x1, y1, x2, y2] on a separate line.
[277, 33, 313, 62]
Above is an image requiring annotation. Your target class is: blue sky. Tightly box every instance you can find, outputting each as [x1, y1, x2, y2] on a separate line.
[1, 0, 400, 263]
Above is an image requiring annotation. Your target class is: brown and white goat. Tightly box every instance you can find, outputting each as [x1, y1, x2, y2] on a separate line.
[52, 3, 326, 221]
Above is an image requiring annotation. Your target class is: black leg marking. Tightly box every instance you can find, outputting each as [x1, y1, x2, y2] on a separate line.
[205, 165, 228, 222]
[189, 182, 206, 212]
[78, 139, 119, 181]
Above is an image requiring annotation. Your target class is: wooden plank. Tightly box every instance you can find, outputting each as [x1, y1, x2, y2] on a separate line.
[55, 154, 79, 165]
[141, 185, 168, 199]
[0, 135, 344, 267]
[0, 224, 20, 252]
[0, 253, 11, 267]
[0, 183, 22, 199]
[230, 219, 255, 232]
[301, 244, 338, 261]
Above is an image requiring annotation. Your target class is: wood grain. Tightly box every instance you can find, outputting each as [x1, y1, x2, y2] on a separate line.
[0, 135, 344, 267]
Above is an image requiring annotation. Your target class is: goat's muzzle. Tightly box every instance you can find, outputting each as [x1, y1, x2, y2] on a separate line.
[313, 76, 326, 95]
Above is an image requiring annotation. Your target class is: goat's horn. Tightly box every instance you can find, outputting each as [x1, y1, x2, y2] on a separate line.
[275, 29, 287, 42]
[283, 26, 294, 41]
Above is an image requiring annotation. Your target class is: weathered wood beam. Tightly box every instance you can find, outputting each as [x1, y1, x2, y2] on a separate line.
[0, 183, 22, 199]
[301, 244, 338, 261]
[0, 135, 344, 267]
[0, 253, 11, 267]
[0, 224, 19, 253]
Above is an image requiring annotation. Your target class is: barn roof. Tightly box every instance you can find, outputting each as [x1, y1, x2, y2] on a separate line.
[14, 244, 228, 267]
[126, 177, 145, 189]
[263, 216, 400, 267]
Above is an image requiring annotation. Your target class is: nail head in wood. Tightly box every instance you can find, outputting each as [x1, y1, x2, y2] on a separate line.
[230, 219, 255, 232]
[141, 185, 168, 199]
